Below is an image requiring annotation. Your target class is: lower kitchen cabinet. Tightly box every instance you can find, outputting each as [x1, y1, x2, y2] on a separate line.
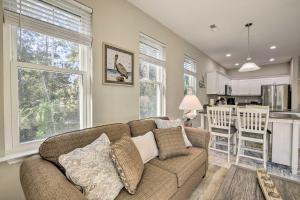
[272, 122, 292, 166]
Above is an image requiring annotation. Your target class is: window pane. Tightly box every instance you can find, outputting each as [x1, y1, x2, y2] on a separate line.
[139, 61, 148, 80]
[17, 28, 81, 70]
[18, 67, 81, 143]
[139, 60, 161, 82]
[139, 82, 161, 118]
[184, 74, 196, 95]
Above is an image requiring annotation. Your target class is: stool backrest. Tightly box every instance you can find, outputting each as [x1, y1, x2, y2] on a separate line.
[207, 106, 232, 130]
[237, 107, 269, 134]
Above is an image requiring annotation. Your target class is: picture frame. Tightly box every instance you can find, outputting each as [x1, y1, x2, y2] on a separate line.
[103, 43, 134, 86]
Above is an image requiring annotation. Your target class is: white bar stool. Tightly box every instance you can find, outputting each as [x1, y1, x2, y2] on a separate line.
[207, 106, 237, 162]
[236, 107, 270, 169]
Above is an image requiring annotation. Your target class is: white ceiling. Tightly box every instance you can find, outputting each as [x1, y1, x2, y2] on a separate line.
[128, 0, 300, 69]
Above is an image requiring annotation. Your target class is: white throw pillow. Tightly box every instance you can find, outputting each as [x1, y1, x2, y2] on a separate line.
[155, 119, 192, 147]
[132, 131, 159, 163]
[58, 134, 123, 200]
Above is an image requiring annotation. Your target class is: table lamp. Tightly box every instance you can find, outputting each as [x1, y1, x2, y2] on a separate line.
[179, 95, 203, 123]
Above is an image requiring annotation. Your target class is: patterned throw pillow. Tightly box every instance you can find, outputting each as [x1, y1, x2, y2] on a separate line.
[110, 135, 144, 195]
[58, 134, 123, 200]
[153, 126, 189, 160]
[155, 119, 192, 147]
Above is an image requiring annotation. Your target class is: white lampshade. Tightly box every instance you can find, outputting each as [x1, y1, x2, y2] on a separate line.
[238, 62, 260, 72]
[179, 95, 203, 110]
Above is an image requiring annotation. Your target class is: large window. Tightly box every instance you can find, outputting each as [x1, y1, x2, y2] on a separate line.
[139, 34, 166, 119]
[3, 0, 92, 153]
[184, 56, 197, 95]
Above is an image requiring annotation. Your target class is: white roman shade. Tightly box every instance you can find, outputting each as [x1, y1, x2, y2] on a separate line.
[3, 0, 92, 46]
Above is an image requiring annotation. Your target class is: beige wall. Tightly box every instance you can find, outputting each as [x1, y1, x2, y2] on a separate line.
[227, 62, 290, 79]
[0, 162, 25, 200]
[0, 0, 5, 157]
[0, 0, 225, 199]
[79, 0, 224, 125]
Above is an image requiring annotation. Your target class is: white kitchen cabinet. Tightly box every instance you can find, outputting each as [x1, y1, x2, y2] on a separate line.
[231, 79, 261, 96]
[206, 72, 229, 95]
[261, 76, 290, 85]
[272, 122, 292, 166]
[231, 80, 240, 95]
[249, 79, 261, 95]
[207, 74, 289, 96]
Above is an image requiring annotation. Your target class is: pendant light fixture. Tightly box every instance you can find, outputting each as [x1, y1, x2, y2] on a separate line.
[239, 23, 260, 72]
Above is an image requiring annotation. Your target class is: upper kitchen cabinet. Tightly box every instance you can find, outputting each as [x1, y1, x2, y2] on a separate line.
[232, 79, 261, 96]
[260, 76, 290, 85]
[206, 72, 230, 95]
[207, 73, 290, 96]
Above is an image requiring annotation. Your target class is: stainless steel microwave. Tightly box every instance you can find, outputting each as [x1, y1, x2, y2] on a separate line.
[225, 85, 232, 96]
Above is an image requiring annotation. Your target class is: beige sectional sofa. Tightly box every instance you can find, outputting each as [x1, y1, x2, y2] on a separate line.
[20, 118, 210, 200]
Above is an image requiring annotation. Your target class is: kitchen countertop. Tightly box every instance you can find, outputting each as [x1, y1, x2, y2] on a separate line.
[199, 110, 300, 120]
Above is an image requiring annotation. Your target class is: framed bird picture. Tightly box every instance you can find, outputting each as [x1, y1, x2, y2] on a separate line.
[103, 43, 134, 86]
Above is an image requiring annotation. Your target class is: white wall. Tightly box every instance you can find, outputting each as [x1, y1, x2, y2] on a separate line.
[227, 62, 290, 79]
[0, 0, 225, 199]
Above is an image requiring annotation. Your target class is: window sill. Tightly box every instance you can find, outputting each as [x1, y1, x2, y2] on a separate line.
[0, 149, 38, 164]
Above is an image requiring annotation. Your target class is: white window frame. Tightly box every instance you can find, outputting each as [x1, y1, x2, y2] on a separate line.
[139, 33, 166, 119]
[184, 55, 197, 95]
[3, 24, 92, 155]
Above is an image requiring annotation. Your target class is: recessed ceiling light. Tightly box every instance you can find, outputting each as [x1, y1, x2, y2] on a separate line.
[226, 54, 231, 57]
[235, 63, 239, 66]
[270, 45, 277, 50]
[269, 58, 275, 62]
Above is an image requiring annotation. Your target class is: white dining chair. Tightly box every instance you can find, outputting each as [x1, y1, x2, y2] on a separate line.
[207, 106, 237, 162]
[235, 107, 270, 169]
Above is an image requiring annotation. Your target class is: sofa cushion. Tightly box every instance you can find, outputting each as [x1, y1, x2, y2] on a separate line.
[111, 135, 144, 194]
[155, 118, 192, 147]
[116, 164, 177, 200]
[39, 123, 130, 167]
[128, 117, 169, 137]
[149, 147, 207, 187]
[153, 127, 189, 160]
[128, 120, 157, 137]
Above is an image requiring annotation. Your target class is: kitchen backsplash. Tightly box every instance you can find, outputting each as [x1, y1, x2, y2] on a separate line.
[208, 95, 262, 105]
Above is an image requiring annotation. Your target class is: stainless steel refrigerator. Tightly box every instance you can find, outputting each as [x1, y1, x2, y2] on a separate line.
[261, 84, 291, 111]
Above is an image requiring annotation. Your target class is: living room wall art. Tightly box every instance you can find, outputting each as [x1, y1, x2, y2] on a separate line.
[103, 43, 134, 86]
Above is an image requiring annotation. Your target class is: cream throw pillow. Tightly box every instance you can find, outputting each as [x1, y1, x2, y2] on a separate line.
[132, 131, 159, 163]
[58, 134, 123, 200]
[155, 119, 192, 147]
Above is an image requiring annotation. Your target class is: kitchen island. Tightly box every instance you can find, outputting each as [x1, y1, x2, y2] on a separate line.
[199, 110, 300, 175]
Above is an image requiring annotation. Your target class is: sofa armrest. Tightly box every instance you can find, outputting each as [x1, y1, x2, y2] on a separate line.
[20, 155, 86, 200]
[184, 127, 210, 150]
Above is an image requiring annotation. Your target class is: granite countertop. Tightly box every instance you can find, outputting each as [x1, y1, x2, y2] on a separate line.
[199, 110, 300, 120]
[269, 113, 300, 120]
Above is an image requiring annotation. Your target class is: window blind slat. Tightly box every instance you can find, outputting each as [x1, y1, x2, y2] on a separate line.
[3, 0, 92, 46]
[139, 53, 166, 66]
[184, 56, 197, 73]
[4, 10, 91, 46]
